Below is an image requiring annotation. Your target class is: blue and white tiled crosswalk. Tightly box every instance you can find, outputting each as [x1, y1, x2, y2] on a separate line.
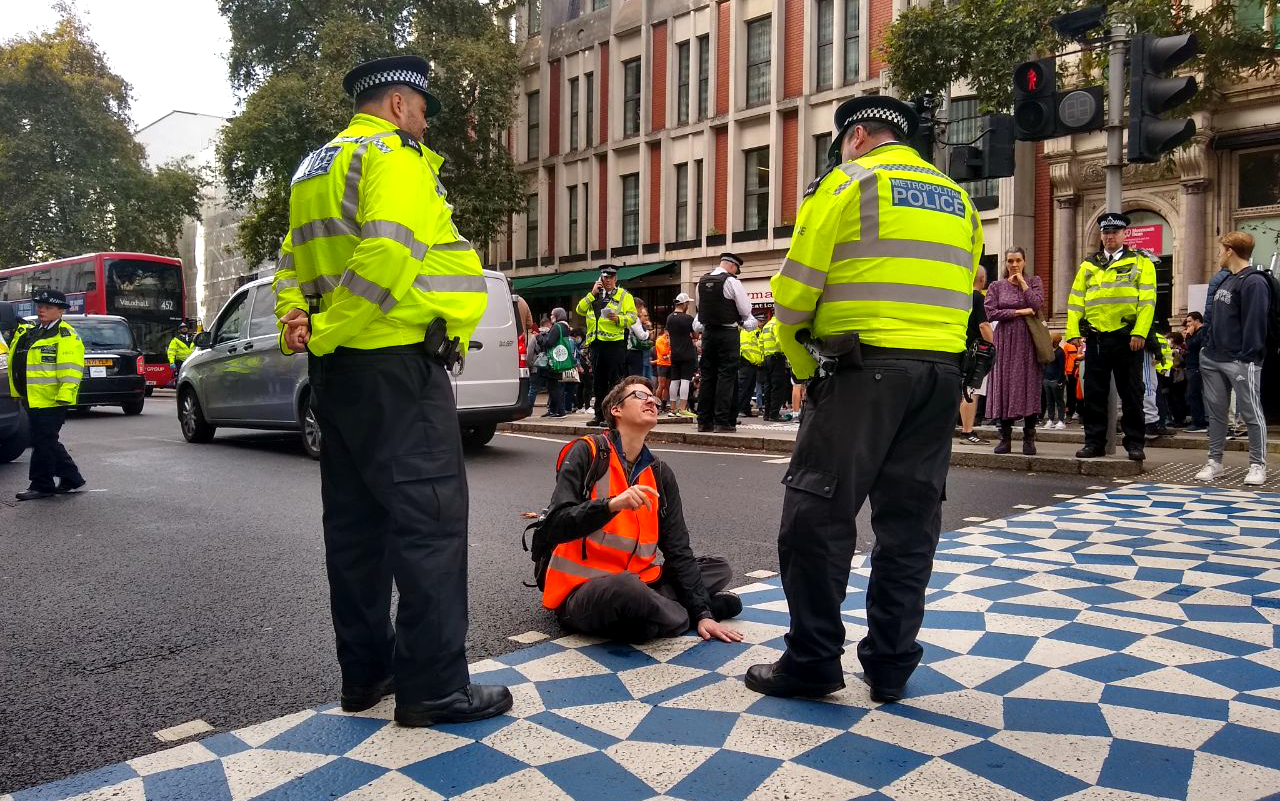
[7, 484, 1280, 801]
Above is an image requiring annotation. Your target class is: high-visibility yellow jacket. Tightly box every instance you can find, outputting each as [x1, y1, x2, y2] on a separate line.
[273, 113, 488, 357]
[1153, 332, 1173, 375]
[1064, 247, 1157, 341]
[7, 320, 84, 408]
[575, 287, 637, 344]
[770, 143, 983, 378]
[166, 335, 194, 364]
[740, 327, 763, 365]
[757, 317, 782, 356]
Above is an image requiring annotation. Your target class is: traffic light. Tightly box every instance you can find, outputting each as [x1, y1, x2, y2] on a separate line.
[1127, 33, 1199, 163]
[1012, 58, 1056, 140]
[947, 114, 1016, 182]
[1053, 86, 1105, 137]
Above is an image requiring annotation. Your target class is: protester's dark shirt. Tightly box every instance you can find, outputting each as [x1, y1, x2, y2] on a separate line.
[665, 312, 696, 361]
[1043, 346, 1066, 382]
[966, 290, 987, 344]
[1184, 328, 1203, 371]
[1203, 266, 1270, 364]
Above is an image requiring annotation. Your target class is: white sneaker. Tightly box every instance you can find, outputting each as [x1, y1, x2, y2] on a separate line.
[1244, 464, 1267, 486]
[1054, 420, 1066, 430]
[1195, 461, 1224, 482]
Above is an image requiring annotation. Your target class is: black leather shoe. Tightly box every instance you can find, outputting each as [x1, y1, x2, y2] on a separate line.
[744, 662, 844, 698]
[16, 489, 55, 501]
[55, 478, 86, 494]
[859, 673, 904, 703]
[341, 676, 395, 713]
[1075, 446, 1104, 458]
[697, 424, 713, 433]
[1127, 448, 1145, 461]
[395, 683, 513, 727]
[714, 425, 737, 433]
[709, 591, 742, 621]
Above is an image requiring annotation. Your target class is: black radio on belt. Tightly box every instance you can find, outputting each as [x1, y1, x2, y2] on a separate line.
[961, 339, 996, 401]
[424, 317, 461, 369]
[798, 329, 862, 375]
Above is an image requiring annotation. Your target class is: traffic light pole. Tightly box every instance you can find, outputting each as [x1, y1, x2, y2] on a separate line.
[1105, 22, 1128, 455]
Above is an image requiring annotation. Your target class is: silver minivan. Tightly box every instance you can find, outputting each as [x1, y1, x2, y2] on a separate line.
[176, 271, 531, 457]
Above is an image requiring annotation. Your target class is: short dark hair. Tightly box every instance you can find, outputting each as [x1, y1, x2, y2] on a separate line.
[1185, 311, 1203, 322]
[857, 119, 905, 141]
[602, 375, 655, 429]
[355, 83, 413, 109]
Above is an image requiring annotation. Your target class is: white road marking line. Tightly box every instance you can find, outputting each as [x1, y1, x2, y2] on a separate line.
[763, 456, 792, 464]
[498, 433, 570, 444]
[153, 719, 214, 742]
[1087, 486, 1107, 490]
[1053, 494, 1077, 499]
[85, 489, 109, 493]
[963, 517, 989, 522]
[1113, 478, 1133, 483]
[1013, 504, 1036, 509]
[744, 570, 778, 579]
[507, 631, 550, 644]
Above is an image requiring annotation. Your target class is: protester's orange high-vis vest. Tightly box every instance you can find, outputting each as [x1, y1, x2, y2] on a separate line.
[655, 334, 672, 367]
[542, 436, 663, 610]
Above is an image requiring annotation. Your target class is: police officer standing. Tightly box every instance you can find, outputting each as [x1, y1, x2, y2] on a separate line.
[167, 321, 195, 378]
[744, 97, 982, 703]
[1065, 212, 1157, 461]
[8, 289, 86, 500]
[576, 265, 637, 426]
[757, 315, 789, 422]
[272, 56, 510, 726]
[694, 253, 757, 433]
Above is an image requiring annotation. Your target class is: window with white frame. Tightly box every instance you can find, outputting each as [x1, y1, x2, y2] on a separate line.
[1236, 147, 1280, 272]
[744, 147, 770, 231]
[675, 162, 689, 241]
[746, 17, 772, 107]
[585, 73, 595, 147]
[844, 0, 860, 84]
[677, 41, 691, 126]
[695, 159, 704, 238]
[568, 185, 580, 254]
[527, 91, 540, 160]
[814, 132, 833, 178]
[622, 174, 640, 246]
[525, 193, 539, 257]
[569, 77, 580, 151]
[697, 35, 710, 119]
[816, 0, 833, 91]
[623, 58, 642, 136]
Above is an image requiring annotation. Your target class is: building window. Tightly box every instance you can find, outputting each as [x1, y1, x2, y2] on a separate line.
[816, 0, 833, 91]
[1237, 0, 1278, 47]
[623, 58, 642, 137]
[525, 193, 539, 257]
[1238, 149, 1280, 208]
[675, 162, 689, 241]
[584, 182, 590, 249]
[814, 132, 833, 178]
[593, 0, 608, 10]
[948, 97, 999, 202]
[622, 173, 640, 246]
[697, 35, 710, 119]
[568, 184, 580, 254]
[844, 0, 860, 84]
[569, 77, 580, 151]
[746, 17, 772, 107]
[744, 147, 770, 231]
[527, 90, 540, 161]
[676, 41, 691, 126]
[528, 0, 540, 33]
[695, 159, 704, 238]
[585, 73, 595, 146]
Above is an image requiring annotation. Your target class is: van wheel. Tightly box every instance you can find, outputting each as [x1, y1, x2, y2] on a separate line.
[461, 423, 496, 449]
[145, 386, 154, 397]
[300, 392, 322, 460]
[0, 409, 29, 464]
[179, 388, 216, 443]
[121, 399, 145, 416]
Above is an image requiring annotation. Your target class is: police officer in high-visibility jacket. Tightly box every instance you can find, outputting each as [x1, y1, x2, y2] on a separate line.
[166, 322, 195, 376]
[737, 323, 763, 417]
[272, 56, 509, 727]
[744, 96, 982, 703]
[8, 289, 86, 500]
[756, 315, 790, 422]
[1065, 212, 1157, 461]
[575, 265, 637, 426]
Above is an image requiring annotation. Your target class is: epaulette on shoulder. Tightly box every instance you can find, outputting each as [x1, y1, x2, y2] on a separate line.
[60, 326, 74, 337]
[803, 166, 835, 199]
[395, 129, 423, 156]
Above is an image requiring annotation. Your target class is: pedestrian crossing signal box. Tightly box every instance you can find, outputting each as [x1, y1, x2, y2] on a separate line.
[1013, 59, 1057, 140]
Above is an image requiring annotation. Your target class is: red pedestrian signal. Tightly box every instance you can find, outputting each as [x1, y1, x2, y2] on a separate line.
[1012, 59, 1057, 140]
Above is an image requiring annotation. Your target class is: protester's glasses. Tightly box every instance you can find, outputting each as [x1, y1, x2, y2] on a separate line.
[625, 389, 657, 404]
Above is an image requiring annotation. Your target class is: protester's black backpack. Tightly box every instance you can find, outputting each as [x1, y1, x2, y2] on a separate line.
[522, 434, 612, 590]
[1260, 268, 1280, 360]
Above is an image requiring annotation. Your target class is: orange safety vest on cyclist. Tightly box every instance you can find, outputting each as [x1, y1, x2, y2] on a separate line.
[542, 436, 662, 609]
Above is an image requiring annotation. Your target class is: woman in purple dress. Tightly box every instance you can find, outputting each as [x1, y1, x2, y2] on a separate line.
[985, 247, 1044, 454]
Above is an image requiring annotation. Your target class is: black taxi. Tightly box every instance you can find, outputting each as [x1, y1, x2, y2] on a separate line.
[62, 314, 147, 415]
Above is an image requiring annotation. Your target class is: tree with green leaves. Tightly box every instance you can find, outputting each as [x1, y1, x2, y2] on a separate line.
[216, 0, 527, 267]
[0, 9, 204, 268]
[883, 0, 1280, 112]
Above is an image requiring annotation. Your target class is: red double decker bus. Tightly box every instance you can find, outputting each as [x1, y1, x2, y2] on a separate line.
[0, 253, 187, 388]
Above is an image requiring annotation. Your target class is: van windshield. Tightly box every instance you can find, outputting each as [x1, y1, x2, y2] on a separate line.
[76, 319, 135, 350]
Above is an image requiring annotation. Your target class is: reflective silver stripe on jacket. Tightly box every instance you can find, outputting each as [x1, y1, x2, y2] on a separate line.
[25, 376, 82, 385]
[546, 555, 615, 580]
[277, 252, 294, 271]
[338, 270, 398, 313]
[27, 362, 84, 372]
[832, 163, 882, 240]
[274, 277, 299, 290]
[413, 274, 488, 294]
[832, 239, 975, 273]
[588, 531, 659, 558]
[1084, 296, 1141, 306]
[773, 303, 814, 326]
[777, 257, 826, 291]
[362, 219, 429, 260]
[1067, 303, 1085, 312]
[822, 281, 973, 311]
[291, 217, 359, 245]
[431, 238, 474, 252]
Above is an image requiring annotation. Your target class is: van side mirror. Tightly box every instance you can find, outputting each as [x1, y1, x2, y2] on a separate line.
[0, 301, 17, 339]
[194, 331, 212, 349]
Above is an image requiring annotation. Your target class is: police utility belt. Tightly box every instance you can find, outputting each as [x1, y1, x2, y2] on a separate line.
[799, 330, 963, 377]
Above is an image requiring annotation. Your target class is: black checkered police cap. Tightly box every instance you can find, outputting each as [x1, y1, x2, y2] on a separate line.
[1097, 212, 1131, 231]
[343, 56, 442, 118]
[32, 288, 69, 308]
[828, 96, 920, 162]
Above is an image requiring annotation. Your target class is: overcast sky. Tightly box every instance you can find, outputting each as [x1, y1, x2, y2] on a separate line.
[2, 0, 239, 129]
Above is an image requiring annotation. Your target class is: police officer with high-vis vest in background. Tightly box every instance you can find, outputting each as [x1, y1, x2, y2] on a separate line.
[8, 289, 86, 500]
[737, 322, 763, 418]
[576, 265, 637, 426]
[744, 96, 982, 704]
[756, 315, 790, 422]
[1065, 212, 1157, 461]
[166, 321, 195, 377]
[272, 56, 510, 727]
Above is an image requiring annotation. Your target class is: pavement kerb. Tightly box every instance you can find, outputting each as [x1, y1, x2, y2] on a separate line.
[975, 423, 1280, 454]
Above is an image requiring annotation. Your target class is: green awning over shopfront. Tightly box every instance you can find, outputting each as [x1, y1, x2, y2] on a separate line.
[511, 261, 676, 295]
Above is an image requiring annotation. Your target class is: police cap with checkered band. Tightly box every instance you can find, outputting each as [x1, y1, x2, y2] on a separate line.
[827, 96, 919, 162]
[343, 56, 442, 118]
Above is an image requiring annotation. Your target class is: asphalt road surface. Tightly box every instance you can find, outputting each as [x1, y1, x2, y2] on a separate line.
[0, 401, 1110, 793]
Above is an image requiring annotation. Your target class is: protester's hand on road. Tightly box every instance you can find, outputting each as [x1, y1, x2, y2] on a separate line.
[697, 618, 744, 642]
[608, 484, 659, 513]
[281, 309, 311, 351]
[1130, 336, 1145, 352]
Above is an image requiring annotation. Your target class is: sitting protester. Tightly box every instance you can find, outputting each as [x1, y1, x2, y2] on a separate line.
[535, 376, 744, 643]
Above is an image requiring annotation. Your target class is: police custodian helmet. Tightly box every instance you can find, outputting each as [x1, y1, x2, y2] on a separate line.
[32, 288, 69, 308]
[827, 96, 921, 163]
[343, 55, 442, 118]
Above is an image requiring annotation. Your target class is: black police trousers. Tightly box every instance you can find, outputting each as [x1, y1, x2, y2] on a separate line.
[26, 405, 83, 493]
[761, 354, 790, 419]
[698, 327, 740, 427]
[310, 346, 470, 703]
[557, 556, 733, 642]
[1082, 330, 1146, 453]
[591, 339, 627, 422]
[776, 353, 962, 690]
[738, 358, 759, 415]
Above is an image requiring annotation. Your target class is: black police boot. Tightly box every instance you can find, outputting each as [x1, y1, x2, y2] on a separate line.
[993, 421, 1013, 454]
[55, 478, 86, 494]
[744, 662, 844, 698]
[859, 673, 905, 704]
[341, 676, 395, 713]
[1127, 447, 1146, 462]
[1075, 445, 1104, 458]
[16, 488, 55, 501]
[709, 591, 743, 621]
[395, 684, 513, 728]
